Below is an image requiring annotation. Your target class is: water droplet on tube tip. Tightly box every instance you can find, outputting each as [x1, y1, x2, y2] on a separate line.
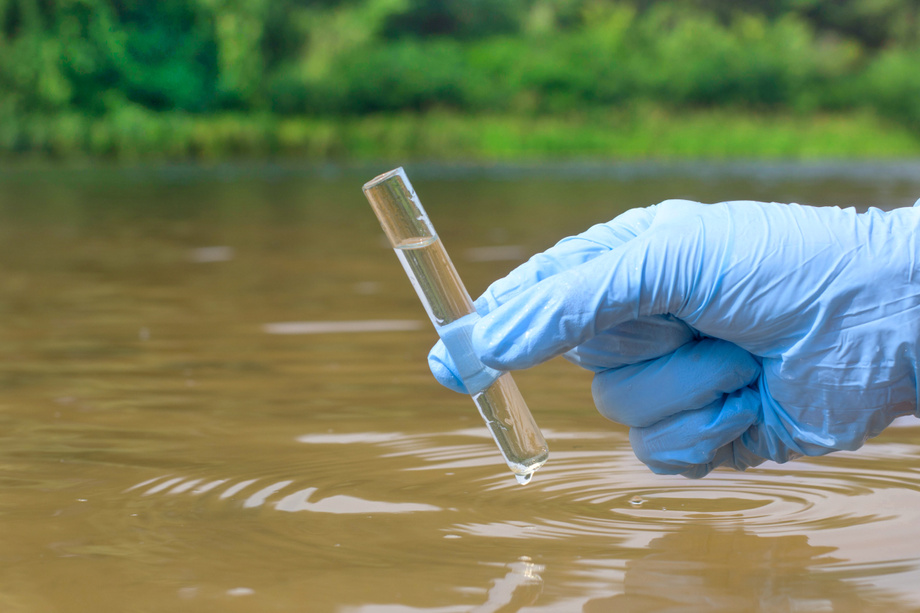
[515, 472, 533, 485]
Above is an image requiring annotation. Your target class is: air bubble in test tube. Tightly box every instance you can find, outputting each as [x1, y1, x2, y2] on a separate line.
[362, 168, 549, 484]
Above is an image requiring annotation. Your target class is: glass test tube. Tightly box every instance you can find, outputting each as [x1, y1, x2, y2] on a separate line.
[363, 168, 548, 484]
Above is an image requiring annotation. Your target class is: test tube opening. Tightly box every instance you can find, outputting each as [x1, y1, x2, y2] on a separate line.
[361, 167, 406, 192]
[363, 167, 436, 247]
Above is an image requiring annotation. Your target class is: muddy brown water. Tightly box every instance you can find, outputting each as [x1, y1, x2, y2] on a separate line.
[1, 162, 920, 612]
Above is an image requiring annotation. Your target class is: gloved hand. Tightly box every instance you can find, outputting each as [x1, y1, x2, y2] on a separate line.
[430, 199, 920, 477]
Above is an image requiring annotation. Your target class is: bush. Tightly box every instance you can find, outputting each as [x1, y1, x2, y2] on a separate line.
[4, 0, 920, 159]
[862, 48, 920, 127]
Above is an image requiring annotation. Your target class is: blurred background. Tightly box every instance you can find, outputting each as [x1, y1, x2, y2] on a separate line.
[2, 0, 920, 161]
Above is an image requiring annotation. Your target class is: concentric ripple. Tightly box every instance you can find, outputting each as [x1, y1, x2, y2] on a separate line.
[381, 426, 920, 549]
[125, 472, 441, 515]
[115, 423, 920, 586]
[122, 425, 920, 540]
[96, 420, 920, 611]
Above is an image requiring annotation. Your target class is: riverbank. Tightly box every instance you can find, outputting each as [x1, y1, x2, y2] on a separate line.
[3, 107, 919, 162]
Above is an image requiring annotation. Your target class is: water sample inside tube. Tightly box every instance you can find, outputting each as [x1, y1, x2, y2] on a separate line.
[363, 168, 549, 483]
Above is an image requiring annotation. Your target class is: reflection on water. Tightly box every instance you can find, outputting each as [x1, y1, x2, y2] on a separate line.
[584, 526, 877, 613]
[0, 163, 919, 612]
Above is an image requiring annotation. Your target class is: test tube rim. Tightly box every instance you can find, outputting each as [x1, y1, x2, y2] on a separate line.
[362, 167, 407, 192]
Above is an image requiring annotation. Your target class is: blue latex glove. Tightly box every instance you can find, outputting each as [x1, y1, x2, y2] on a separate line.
[430, 199, 920, 477]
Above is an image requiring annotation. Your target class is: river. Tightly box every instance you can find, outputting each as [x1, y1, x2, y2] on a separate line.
[1, 161, 919, 612]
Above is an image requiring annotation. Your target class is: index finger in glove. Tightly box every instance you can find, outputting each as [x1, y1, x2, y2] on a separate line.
[431, 311, 695, 393]
[473, 206, 658, 314]
[472, 201, 716, 371]
[430, 206, 662, 393]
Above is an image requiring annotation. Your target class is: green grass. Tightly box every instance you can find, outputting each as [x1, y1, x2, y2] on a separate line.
[2, 107, 919, 161]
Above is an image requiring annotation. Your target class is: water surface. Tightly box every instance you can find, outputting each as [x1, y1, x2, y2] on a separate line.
[1, 162, 920, 612]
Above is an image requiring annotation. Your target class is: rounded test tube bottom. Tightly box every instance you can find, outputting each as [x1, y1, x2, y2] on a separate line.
[472, 372, 549, 480]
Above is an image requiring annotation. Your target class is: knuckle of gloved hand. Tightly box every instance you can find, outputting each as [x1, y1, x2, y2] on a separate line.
[653, 199, 706, 223]
[706, 340, 762, 387]
[629, 425, 717, 477]
[591, 367, 648, 427]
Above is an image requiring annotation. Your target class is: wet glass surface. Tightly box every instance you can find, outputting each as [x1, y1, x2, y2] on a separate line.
[1, 162, 920, 612]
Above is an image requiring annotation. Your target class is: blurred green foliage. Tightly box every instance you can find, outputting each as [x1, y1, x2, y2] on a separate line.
[1, 0, 919, 158]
